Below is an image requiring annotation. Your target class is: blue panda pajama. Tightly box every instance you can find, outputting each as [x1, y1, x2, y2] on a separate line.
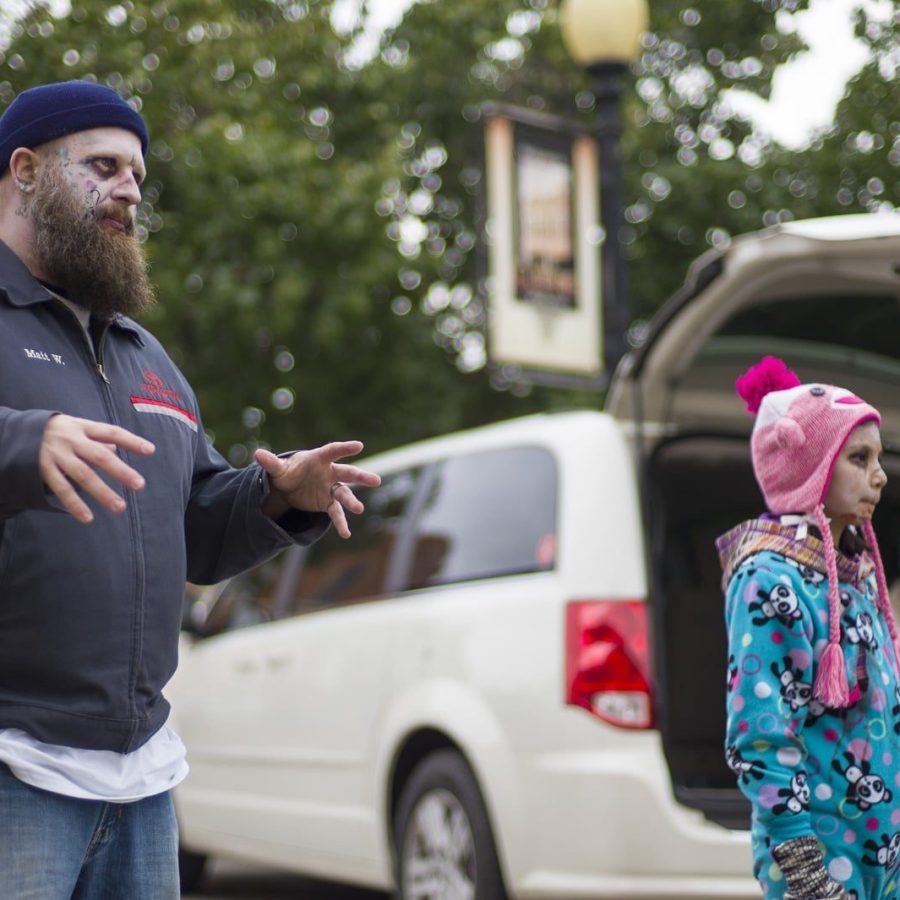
[718, 519, 900, 899]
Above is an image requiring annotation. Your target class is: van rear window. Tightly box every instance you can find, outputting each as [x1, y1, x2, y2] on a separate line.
[287, 446, 558, 613]
[291, 469, 420, 612]
[405, 446, 557, 589]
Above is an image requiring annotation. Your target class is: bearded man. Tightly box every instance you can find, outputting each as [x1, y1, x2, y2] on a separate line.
[0, 81, 379, 898]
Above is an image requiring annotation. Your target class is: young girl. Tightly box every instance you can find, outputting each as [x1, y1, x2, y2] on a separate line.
[717, 356, 900, 900]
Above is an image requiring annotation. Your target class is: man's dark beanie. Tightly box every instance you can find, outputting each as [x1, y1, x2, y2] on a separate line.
[0, 80, 149, 177]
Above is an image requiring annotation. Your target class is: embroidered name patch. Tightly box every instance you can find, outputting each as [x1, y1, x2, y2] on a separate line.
[130, 396, 198, 432]
[24, 348, 66, 365]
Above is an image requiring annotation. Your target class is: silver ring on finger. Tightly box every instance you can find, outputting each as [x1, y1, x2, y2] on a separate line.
[330, 482, 342, 499]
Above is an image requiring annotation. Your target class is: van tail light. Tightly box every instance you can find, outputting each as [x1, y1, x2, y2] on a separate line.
[565, 600, 654, 730]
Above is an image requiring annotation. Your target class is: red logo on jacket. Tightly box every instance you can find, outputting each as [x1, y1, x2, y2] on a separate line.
[140, 370, 183, 405]
[130, 370, 198, 432]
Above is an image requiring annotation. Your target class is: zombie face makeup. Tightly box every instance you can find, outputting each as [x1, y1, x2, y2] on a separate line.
[823, 420, 887, 534]
[29, 127, 154, 319]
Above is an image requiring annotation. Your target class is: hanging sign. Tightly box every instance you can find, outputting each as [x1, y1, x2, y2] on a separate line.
[482, 104, 602, 385]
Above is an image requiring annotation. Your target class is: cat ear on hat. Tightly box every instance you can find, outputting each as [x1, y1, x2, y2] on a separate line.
[761, 417, 806, 453]
[736, 356, 801, 415]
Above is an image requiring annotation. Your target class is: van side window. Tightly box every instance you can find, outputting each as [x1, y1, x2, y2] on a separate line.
[405, 446, 557, 589]
[199, 555, 285, 636]
[290, 469, 419, 612]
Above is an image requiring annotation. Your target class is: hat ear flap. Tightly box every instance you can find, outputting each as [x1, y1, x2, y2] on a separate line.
[762, 417, 806, 452]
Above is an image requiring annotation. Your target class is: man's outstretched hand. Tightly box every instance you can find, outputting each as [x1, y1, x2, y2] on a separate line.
[255, 441, 381, 539]
[39, 414, 155, 524]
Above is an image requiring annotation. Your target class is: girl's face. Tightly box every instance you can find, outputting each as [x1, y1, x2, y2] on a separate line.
[824, 420, 887, 530]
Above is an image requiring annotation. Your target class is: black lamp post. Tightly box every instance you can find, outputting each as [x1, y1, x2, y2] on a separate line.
[560, 0, 648, 376]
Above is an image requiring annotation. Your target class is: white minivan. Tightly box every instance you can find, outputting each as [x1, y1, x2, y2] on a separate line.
[169, 214, 900, 898]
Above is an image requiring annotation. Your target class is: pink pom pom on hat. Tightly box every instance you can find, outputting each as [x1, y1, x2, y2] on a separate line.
[735, 355, 801, 415]
[736, 356, 900, 707]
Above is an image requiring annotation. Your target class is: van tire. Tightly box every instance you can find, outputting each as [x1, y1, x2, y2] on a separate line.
[393, 750, 507, 900]
[178, 844, 208, 893]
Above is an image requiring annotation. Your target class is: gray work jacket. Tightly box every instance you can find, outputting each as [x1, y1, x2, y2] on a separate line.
[0, 240, 325, 752]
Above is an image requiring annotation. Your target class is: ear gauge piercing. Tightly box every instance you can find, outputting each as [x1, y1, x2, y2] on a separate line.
[16, 180, 32, 193]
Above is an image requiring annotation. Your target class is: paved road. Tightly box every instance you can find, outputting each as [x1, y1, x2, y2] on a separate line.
[183, 858, 390, 900]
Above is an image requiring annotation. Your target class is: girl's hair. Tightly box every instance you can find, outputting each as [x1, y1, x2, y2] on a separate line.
[840, 526, 870, 557]
[808, 524, 870, 557]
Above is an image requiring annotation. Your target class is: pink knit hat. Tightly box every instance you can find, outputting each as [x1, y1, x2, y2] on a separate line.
[736, 356, 899, 707]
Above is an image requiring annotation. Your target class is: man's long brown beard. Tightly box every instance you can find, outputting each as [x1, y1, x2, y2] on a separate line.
[30, 163, 155, 319]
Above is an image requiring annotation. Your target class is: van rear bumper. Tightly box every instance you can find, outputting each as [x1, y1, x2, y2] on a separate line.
[517, 871, 761, 899]
[485, 729, 758, 898]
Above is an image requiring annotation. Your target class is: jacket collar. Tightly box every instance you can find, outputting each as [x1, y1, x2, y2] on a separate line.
[0, 238, 52, 308]
[716, 517, 873, 590]
[0, 239, 143, 343]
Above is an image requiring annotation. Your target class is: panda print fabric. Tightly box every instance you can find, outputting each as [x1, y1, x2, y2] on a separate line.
[722, 544, 900, 899]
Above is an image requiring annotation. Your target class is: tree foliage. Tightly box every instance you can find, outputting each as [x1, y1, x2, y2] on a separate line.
[2, 0, 519, 459]
[1, 0, 895, 458]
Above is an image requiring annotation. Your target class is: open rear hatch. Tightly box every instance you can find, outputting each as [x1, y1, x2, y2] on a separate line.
[607, 214, 900, 829]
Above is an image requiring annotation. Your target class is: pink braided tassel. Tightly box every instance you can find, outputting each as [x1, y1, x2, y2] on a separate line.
[815, 643, 851, 707]
[813, 505, 850, 707]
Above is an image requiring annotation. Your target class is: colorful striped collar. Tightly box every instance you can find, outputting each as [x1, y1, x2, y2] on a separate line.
[716, 517, 873, 591]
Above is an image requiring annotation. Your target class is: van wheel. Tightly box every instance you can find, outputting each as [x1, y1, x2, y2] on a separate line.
[178, 844, 208, 893]
[394, 750, 507, 900]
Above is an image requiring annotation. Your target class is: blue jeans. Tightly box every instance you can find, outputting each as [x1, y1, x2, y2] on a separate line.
[0, 763, 179, 899]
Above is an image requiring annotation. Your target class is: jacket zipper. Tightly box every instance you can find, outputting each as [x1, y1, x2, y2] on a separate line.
[51, 298, 146, 750]
[96, 327, 111, 384]
[52, 297, 111, 384]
